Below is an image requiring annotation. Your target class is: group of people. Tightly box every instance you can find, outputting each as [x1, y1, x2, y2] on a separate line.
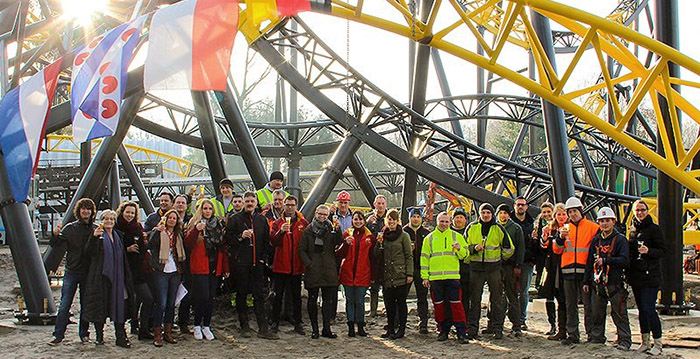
[45, 170, 666, 356]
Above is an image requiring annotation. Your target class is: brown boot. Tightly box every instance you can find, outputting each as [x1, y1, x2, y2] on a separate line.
[153, 327, 163, 347]
[163, 323, 178, 344]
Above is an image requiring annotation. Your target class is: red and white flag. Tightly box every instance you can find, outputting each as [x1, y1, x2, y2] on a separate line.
[144, 0, 239, 91]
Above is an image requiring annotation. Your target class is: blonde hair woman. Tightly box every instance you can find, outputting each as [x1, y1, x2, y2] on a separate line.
[539, 203, 568, 341]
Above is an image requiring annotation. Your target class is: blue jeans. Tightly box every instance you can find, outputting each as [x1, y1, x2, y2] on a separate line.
[52, 270, 89, 340]
[519, 262, 535, 323]
[632, 285, 662, 339]
[344, 286, 368, 323]
[153, 271, 181, 328]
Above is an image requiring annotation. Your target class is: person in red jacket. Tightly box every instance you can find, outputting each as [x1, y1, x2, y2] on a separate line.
[269, 195, 308, 335]
[336, 210, 375, 337]
[184, 199, 229, 341]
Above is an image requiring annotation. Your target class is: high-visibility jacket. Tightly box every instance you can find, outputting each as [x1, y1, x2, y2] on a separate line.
[256, 186, 289, 209]
[465, 221, 514, 272]
[553, 217, 599, 279]
[211, 195, 235, 218]
[420, 228, 468, 281]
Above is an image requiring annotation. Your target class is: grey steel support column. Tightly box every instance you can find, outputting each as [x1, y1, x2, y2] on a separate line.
[431, 48, 464, 138]
[0, 153, 56, 323]
[300, 135, 362, 219]
[655, 0, 684, 313]
[287, 152, 302, 201]
[216, 82, 268, 189]
[43, 92, 145, 273]
[530, 11, 575, 202]
[287, 20, 302, 200]
[476, 26, 487, 148]
[79, 142, 90, 176]
[108, 159, 120, 209]
[348, 153, 379, 206]
[192, 90, 227, 196]
[117, 144, 154, 214]
[402, 0, 433, 223]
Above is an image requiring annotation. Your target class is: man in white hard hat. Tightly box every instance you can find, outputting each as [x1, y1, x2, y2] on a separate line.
[553, 196, 599, 345]
[583, 207, 632, 351]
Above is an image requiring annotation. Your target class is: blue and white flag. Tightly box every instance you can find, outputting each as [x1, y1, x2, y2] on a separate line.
[0, 59, 62, 202]
[71, 16, 145, 143]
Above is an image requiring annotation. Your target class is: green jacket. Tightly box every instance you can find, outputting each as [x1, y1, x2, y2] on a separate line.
[420, 228, 468, 281]
[499, 219, 525, 268]
[374, 230, 414, 288]
[465, 221, 514, 272]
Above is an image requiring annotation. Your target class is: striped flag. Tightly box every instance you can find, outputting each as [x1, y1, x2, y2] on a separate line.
[0, 59, 63, 202]
[143, 0, 239, 91]
[246, 0, 331, 26]
[71, 16, 145, 143]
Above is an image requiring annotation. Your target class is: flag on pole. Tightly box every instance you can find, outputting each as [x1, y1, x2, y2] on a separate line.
[0, 59, 63, 202]
[246, 0, 330, 27]
[144, 0, 239, 91]
[71, 16, 145, 143]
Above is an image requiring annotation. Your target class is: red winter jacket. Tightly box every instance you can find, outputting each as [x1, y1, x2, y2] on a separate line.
[184, 227, 229, 276]
[270, 212, 308, 275]
[337, 227, 375, 287]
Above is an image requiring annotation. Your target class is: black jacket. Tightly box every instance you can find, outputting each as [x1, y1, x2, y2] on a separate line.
[627, 216, 665, 287]
[513, 213, 541, 265]
[299, 220, 343, 288]
[144, 209, 166, 233]
[404, 224, 431, 276]
[82, 230, 134, 324]
[225, 210, 270, 267]
[50, 220, 96, 274]
[118, 226, 149, 285]
[584, 229, 629, 287]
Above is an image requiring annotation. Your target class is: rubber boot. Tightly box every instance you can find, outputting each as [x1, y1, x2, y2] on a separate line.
[153, 327, 163, 347]
[347, 321, 356, 337]
[356, 322, 367, 337]
[163, 323, 177, 344]
[115, 323, 131, 348]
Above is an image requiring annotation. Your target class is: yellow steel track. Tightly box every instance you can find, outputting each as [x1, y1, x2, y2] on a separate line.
[238, 0, 700, 195]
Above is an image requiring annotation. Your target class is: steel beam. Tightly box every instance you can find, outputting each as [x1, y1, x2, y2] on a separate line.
[348, 153, 379, 207]
[216, 81, 268, 189]
[476, 26, 487, 148]
[117, 144, 154, 214]
[43, 92, 145, 273]
[300, 135, 362, 219]
[191, 90, 227, 196]
[108, 159, 121, 209]
[287, 20, 301, 200]
[530, 11, 575, 202]
[0, 153, 56, 323]
[655, 0, 684, 314]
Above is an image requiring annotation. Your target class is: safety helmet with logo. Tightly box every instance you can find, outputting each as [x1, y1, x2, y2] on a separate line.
[596, 207, 616, 221]
[565, 196, 583, 210]
[336, 190, 351, 202]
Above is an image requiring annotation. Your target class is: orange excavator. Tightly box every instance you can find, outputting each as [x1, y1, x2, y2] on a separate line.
[425, 183, 473, 222]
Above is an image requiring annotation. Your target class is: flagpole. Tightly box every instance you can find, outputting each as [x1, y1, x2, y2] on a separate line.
[0, 152, 57, 323]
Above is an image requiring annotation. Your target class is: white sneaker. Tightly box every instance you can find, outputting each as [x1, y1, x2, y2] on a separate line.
[202, 327, 215, 341]
[193, 326, 203, 340]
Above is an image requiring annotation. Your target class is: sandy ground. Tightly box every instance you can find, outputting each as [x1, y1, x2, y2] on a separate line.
[0, 248, 697, 359]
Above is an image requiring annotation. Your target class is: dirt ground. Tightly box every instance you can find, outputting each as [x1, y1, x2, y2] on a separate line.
[0, 249, 698, 359]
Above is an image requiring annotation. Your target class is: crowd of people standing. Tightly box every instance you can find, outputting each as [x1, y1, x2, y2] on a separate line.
[46, 171, 666, 356]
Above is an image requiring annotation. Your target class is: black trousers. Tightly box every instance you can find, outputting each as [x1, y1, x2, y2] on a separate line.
[178, 271, 193, 327]
[413, 269, 429, 328]
[307, 286, 336, 332]
[272, 273, 302, 325]
[132, 281, 154, 332]
[235, 264, 268, 331]
[192, 274, 218, 327]
[384, 284, 409, 332]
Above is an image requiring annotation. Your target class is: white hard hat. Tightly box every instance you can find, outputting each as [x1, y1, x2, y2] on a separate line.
[564, 196, 583, 210]
[596, 207, 616, 220]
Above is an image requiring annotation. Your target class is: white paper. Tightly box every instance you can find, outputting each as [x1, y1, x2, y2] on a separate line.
[175, 283, 188, 306]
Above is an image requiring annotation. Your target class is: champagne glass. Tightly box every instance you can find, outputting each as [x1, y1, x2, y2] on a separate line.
[637, 240, 644, 260]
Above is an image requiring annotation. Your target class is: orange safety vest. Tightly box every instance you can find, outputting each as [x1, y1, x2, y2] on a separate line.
[552, 218, 599, 276]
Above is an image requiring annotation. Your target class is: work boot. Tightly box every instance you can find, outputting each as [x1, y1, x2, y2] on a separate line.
[562, 336, 580, 345]
[139, 327, 154, 340]
[153, 327, 163, 347]
[648, 337, 662, 356]
[356, 322, 367, 337]
[47, 337, 62, 346]
[239, 321, 252, 338]
[437, 331, 449, 342]
[481, 327, 494, 335]
[457, 334, 470, 344]
[548, 331, 567, 341]
[347, 322, 356, 337]
[635, 333, 651, 352]
[257, 330, 280, 340]
[294, 324, 306, 336]
[163, 323, 177, 344]
[391, 326, 405, 340]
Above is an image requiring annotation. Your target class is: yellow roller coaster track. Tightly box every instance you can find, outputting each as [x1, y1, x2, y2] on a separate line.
[44, 135, 197, 178]
[238, 0, 700, 196]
